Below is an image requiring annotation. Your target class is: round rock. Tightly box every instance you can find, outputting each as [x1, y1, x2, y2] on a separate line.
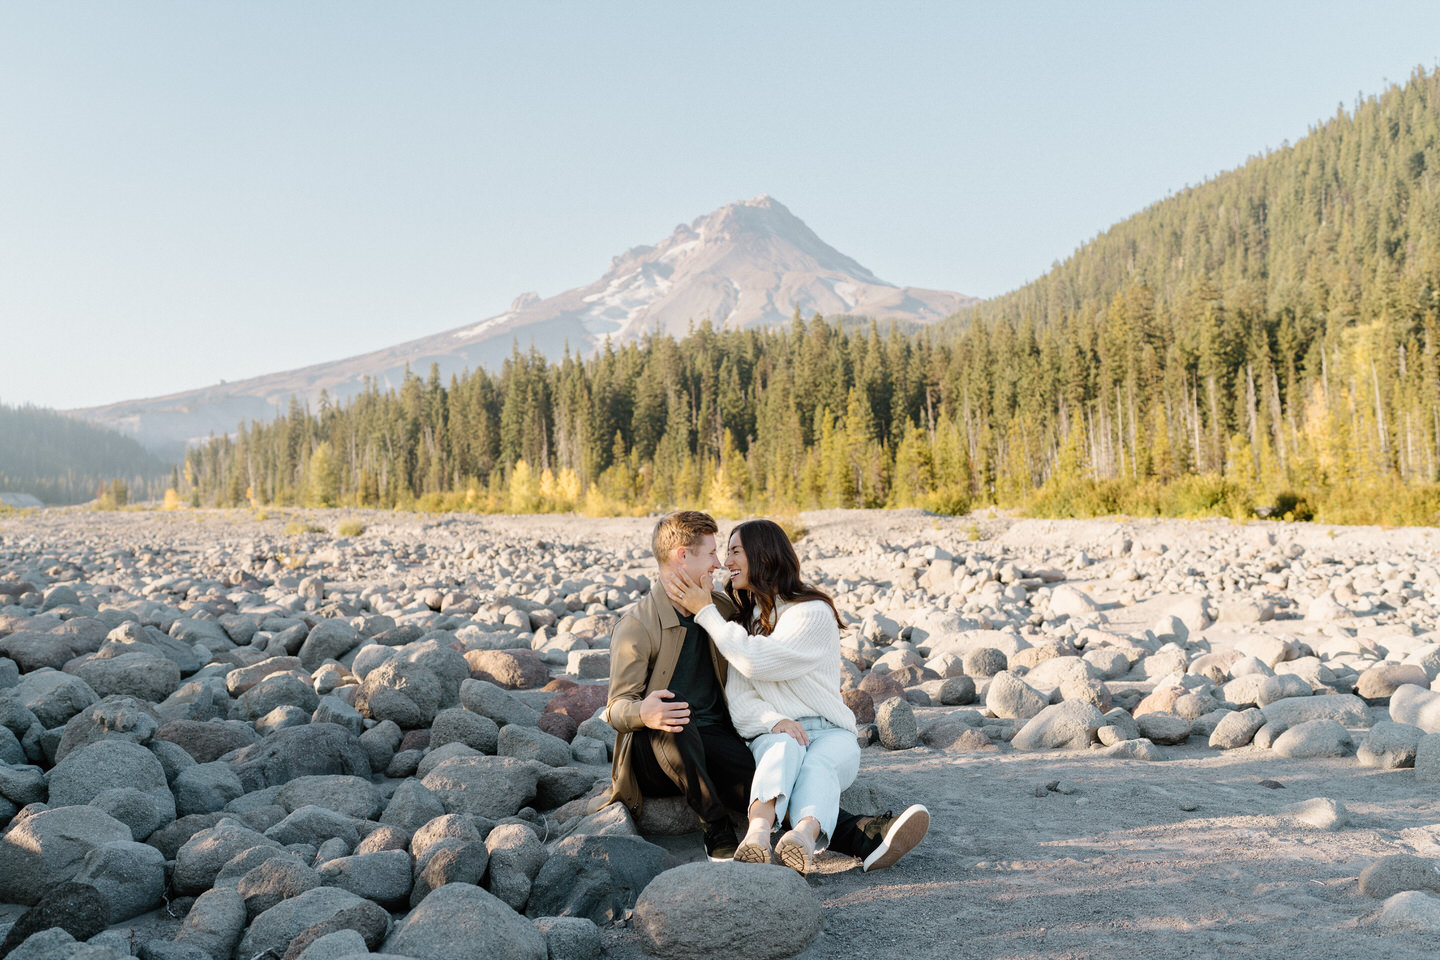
[634, 861, 822, 960]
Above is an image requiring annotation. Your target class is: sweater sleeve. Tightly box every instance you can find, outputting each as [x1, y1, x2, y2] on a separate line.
[694, 601, 839, 682]
[723, 670, 793, 740]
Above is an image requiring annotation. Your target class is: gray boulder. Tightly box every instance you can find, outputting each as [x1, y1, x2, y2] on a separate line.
[264, 804, 361, 849]
[73, 840, 166, 922]
[384, 882, 545, 960]
[1012, 700, 1103, 750]
[1360, 854, 1440, 898]
[411, 839, 490, 906]
[234, 673, 319, 721]
[48, 738, 177, 824]
[1271, 719, 1353, 758]
[237, 887, 372, 960]
[72, 652, 181, 701]
[173, 888, 247, 960]
[155, 718, 259, 763]
[298, 620, 362, 672]
[498, 723, 573, 766]
[1358, 720, 1423, 768]
[458, 678, 540, 727]
[984, 671, 1047, 720]
[485, 822, 547, 911]
[173, 762, 245, 816]
[633, 861, 822, 960]
[276, 775, 384, 820]
[1135, 712, 1191, 745]
[15, 669, 98, 728]
[526, 834, 666, 925]
[54, 696, 160, 762]
[1260, 693, 1367, 728]
[238, 856, 323, 920]
[421, 755, 538, 818]
[316, 849, 413, 908]
[228, 723, 371, 791]
[532, 916, 602, 960]
[1208, 708, 1266, 749]
[0, 805, 132, 904]
[380, 779, 447, 832]
[354, 659, 443, 729]
[876, 696, 918, 750]
[173, 819, 283, 894]
[1391, 683, 1440, 732]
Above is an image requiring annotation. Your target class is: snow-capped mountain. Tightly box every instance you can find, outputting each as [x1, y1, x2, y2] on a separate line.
[74, 195, 973, 456]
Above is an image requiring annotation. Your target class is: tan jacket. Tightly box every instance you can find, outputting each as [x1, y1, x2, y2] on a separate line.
[602, 583, 736, 814]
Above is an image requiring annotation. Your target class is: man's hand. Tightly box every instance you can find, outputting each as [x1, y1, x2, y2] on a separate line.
[639, 689, 690, 733]
[772, 718, 809, 745]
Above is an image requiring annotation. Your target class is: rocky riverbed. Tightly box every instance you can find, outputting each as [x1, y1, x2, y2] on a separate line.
[3, 507, 1440, 959]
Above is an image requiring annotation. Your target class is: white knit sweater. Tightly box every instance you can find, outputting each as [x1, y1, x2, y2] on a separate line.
[695, 599, 857, 740]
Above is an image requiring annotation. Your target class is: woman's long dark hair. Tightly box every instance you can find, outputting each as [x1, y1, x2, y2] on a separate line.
[723, 519, 843, 635]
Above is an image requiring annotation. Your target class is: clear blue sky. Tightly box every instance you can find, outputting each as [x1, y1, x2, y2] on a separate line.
[3, 1, 1439, 410]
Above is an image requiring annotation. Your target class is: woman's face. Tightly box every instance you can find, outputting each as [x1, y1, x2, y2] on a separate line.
[725, 532, 750, 591]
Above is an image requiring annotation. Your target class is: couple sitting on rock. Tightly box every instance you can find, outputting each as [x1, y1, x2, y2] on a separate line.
[602, 510, 928, 873]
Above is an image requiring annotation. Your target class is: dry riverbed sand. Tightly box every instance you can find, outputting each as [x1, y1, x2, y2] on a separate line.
[2, 507, 1440, 959]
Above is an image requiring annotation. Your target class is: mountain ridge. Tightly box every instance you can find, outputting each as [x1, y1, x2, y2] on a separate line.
[74, 195, 973, 457]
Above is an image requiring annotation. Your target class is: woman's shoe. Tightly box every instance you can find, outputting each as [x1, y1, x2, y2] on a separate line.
[775, 827, 816, 874]
[734, 819, 774, 864]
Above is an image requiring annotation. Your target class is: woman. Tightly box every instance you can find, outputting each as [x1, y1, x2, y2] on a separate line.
[665, 518, 861, 874]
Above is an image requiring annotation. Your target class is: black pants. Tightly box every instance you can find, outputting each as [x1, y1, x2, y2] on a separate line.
[632, 721, 873, 856]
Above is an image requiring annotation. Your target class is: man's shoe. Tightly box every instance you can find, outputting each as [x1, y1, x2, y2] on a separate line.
[859, 804, 929, 872]
[775, 827, 816, 874]
[704, 819, 739, 862]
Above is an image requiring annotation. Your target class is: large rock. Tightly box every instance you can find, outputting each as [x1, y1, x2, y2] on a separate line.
[72, 840, 166, 923]
[1358, 720, 1423, 768]
[228, 723, 371, 791]
[458, 678, 541, 727]
[875, 696, 918, 750]
[237, 856, 322, 920]
[156, 719, 260, 763]
[421, 755, 538, 818]
[297, 620, 362, 672]
[1270, 719, 1353, 758]
[0, 805, 132, 904]
[237, 887, 372, 960]
[173, 762, 246, 816]
[1135, 711, 1191, 746]
[526, 834, 666, 924]
[633, 861, 822, 960]
[484, 822, 547, 911]
[276, 775, 384, 820]
[353, 658, 444, 729]
[1356, 663, 1430, 702]
[71, 652, 181, 702]
[984, 671, 1047, 720]
[1391, 684, 1440, 733]
[173, 819, 283, 894]
[1208, 708, 1265, 750]
[497, 723, 571, 766]
[173, 888, 247, 960]
[53, 696, 160, 762]
[465, 649, 550, 690]
[428, 708, 499, 754]
[384, 882, 545, 960]
[0, 881, 110, 958]
[1259, 693, 1368, 728]
[14, 669, 98, 728]
[1012, 700, 1103, 750]
[48, 738, 176, 826]
[1359, 854, 1440, 898]
[315, 849, 412, 909]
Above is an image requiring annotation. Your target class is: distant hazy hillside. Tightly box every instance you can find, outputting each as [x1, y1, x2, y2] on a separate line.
[0, 403, 172, 505]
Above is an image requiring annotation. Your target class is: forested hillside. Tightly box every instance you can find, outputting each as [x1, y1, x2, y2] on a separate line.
[0, 403, 170, 505]
[181, 67, 1440, 524]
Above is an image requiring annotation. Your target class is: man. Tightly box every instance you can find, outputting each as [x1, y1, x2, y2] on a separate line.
[604, 510, 928, 870]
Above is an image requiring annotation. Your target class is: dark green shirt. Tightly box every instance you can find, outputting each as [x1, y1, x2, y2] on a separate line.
[670, 611, 727, 728]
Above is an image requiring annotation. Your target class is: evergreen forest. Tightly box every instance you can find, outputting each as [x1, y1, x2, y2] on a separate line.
[0, 403, 170, 506]
[178, 67, 1440, 525]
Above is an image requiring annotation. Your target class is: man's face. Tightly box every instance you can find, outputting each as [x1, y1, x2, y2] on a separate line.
[675, 533, 720, 582]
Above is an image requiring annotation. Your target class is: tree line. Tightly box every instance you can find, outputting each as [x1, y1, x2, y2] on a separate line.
[179, 67, 1440, 525]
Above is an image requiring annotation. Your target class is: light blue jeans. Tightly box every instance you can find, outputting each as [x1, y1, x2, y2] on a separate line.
[748, 716, 860, 847]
